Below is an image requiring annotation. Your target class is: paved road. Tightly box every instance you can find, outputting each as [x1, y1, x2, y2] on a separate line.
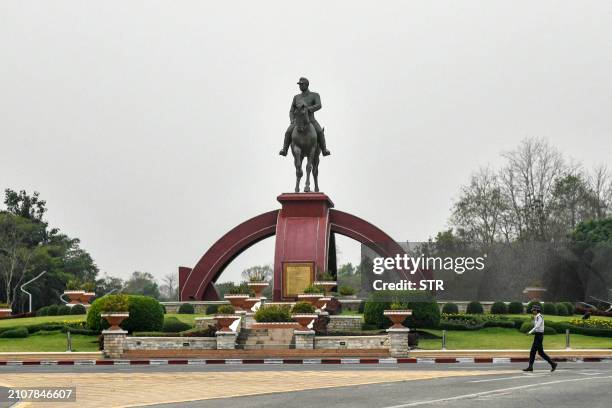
[0, 362, 610, 407]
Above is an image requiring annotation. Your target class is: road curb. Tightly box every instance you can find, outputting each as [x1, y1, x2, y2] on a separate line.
[1, 357, 610, 366]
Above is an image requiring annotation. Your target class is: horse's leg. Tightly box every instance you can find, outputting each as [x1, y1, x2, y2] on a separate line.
[293, 146, 303, 193]
[304, 149, 315, 193]
[313, 153, 320, 192]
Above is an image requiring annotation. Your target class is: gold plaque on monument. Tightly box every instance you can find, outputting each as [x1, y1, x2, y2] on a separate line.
[282, 262, 314, 298]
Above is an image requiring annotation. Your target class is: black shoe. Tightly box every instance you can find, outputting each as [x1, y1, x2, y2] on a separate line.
[551, 362, 557, 372]
[279, 148, 288, 156]
[322, 149, 331, 156]
[522, 367, 533, 372]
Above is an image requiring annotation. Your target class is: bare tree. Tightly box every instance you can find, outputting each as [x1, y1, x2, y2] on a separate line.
[587, 164, 612, 218]
[160, 273, 178, 300]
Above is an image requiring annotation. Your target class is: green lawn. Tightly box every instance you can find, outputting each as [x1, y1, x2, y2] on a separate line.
[0, 314, 86, 328]
[418, 327, 612, 350]
[0, 331, 99, 352]
[165, 313, 208, 325]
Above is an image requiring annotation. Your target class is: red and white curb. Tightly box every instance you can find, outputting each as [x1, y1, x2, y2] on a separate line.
[1, 357, 610, 366]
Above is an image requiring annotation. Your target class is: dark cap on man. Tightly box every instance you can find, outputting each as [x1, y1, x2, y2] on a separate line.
[297, 77, 309, 85]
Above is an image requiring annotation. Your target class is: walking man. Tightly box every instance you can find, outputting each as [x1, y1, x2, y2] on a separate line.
[523, 304, 558, 372]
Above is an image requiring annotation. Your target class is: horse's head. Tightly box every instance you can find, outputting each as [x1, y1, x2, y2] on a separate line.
[294, 103, 310, 132]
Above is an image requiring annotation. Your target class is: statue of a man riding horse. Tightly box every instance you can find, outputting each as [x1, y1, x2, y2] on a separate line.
[279, 77, 331, 193]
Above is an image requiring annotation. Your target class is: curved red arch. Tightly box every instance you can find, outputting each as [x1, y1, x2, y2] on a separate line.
[179, 210, 279, 301]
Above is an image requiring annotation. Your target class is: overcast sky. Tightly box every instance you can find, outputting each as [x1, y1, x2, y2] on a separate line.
[1, 1, 611, 284]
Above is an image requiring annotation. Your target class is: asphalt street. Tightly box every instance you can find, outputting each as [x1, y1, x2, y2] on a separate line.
[0, 362, 610, 407]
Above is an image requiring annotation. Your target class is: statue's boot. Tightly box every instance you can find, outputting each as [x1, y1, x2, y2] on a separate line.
[318, 131, 331, 156]
[279, 130, 291, 156]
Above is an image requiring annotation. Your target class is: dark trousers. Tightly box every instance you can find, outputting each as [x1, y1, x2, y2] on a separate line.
[529, 333, 554, 367]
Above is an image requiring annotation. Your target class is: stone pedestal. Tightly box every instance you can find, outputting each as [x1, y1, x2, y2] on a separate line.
[387, 328, 410, 357]
[215, 331, 237, 350]
[102, 329, 127, 359]
[294, 330, 316, 349]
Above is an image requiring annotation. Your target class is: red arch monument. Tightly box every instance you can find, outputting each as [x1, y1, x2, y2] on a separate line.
[178, 193, 416, 301]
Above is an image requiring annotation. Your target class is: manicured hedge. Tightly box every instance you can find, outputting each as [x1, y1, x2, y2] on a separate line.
[441, 303, 459, 314]
[254, 305, 291, 322]
[508, 301, 524, 314]
[86, 295, 164, 333]
[58, 305, 72, 316]
[71, 304, 87, 315]
[47, 305, 59, 316]
[542, 303, 557, 315]
[0, 327, 29, 338]
[162, 317, 192, 333]
[562, 302, 575, 315]
[555, 303, 570, 316]
[466, 301, 484, 314]
[363, 290, 440, 329]
[178, 303, 195, 314]
[490, 302, 508, 314]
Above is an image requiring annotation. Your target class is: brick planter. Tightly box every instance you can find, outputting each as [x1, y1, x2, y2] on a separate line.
[64, 290, 85, 305]
[0, 308, 12, 318]
[523, 287, 547, 301]
[102, 329, 127, 358]
[101, 312, 129, 330]
[214, 314, 239, 332]
[297, 293, 323, 306]
[292, 313, 318, 330]
[315, 297, 332, 310]
[79, 292, 96, 305]
[247, 282, 269, 298]
[242, 298, 261, 312]
[313, 281, 337, 296]
[383, 310, 412, 329]
[224, 294, 250, 311]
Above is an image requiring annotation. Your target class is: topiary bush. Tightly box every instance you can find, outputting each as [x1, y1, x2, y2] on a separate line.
[563, 302, 575, 315]
[217, 305, 235, 314]
[338, 285, 356, 296]
[0, 327, 29, 338]
[302, 285, 324, 294]
[555, 303, 570, 316]
[254, 305, 292, 322]
[162, 317, 192, 333]
[47, 305, 59, 316]
[206, 304, 219, 315]
[519, 321, 556, 335]
[58, 305, 72, 316]
[526, 301, 542, 313]
[508, 301, 524, 314]
[466, 301, 484, 314]
[71, 304, 87, 315]
[291, 301, 316, 314]
[87, 295, 164, 333]
[36, 306, 49, 316]
[490, 302, 508, 314]
[363, 290, 440, 329]
[178, 303, 195, 314]
[542, 302, 557, 315]
[442, 303, 459, 314]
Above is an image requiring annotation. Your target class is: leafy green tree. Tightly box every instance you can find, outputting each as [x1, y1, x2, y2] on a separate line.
[123, 271, 160, 298]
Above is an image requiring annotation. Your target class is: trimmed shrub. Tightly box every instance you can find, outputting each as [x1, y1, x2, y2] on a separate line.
[508, 301, 524, 314]
[542, 303, 557, 315]
[47, 305, 59, 316]
[71, 304, 87, 315]
[36, 306, 49, 316]
[563, 302, 575, 315]
[58, 305, 72, 316]
[254, 305, 292, 322]
[178, 303, 195, 314]
[291, 301, 316, 314]
[303, 285, 324, 294]
[100, 294, 129, 312]
[338, 285, 356, 296]
[206, 304, 219, 315]
[363, 290, 440, 329]
[466, 301, 484, 314]
[519, 321, 556, 335]
[442, 303, 459, 314]
[162, 317, 192, 333]
[217, 305, 235, 314]
[490, 302, 508, 315]
[555, 303, 570, 316]
[0, 327, 29, 338]
[180, 326, 217, 337]
[526, 301, 542, 314]
[87, 295, 164, 333]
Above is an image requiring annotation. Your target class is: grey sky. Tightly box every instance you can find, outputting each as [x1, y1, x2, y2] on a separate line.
[1, 1, 611, 284]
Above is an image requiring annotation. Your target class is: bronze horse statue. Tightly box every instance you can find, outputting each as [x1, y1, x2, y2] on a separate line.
[291, 104, 321, 192]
